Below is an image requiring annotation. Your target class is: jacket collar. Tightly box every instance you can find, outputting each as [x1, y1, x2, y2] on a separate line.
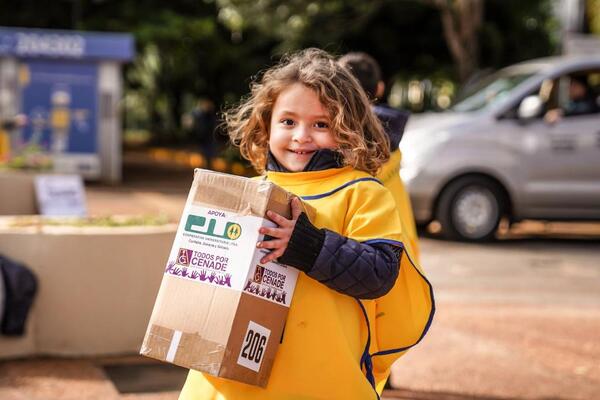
[266, 149, 344, 172]
[373, 104, 410, 150]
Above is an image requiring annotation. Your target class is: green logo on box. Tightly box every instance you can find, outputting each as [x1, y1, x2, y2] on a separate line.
[185, 214, 242, 240]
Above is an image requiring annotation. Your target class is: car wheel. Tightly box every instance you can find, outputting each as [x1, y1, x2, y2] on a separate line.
[436, 176, 505, 241]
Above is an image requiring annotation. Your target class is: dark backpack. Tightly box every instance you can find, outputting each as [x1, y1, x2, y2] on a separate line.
[0, 254, 38, 336]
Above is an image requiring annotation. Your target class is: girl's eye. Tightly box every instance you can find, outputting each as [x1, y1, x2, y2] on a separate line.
[315, 121, 329, 129]
[280, 119, 295, 126]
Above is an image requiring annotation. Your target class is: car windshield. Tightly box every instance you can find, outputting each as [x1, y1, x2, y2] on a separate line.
[452, 70, 536, 112]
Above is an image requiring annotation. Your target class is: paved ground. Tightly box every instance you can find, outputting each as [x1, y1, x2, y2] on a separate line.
[2, 151, 599, 399]
[85, 151, 193, 221]
[390, 237, 600, 400]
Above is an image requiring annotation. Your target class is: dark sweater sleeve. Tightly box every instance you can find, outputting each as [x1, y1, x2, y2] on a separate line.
[277, 213, 401, 299]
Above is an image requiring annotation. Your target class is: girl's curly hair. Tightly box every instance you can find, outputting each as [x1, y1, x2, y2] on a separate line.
[224, 48, 389, 175]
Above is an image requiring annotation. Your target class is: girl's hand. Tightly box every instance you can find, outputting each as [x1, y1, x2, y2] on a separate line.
[257, 197, 303, 264]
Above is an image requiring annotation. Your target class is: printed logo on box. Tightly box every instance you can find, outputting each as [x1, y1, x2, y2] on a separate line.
[253, 265, 265, 283]
[237, 321, 271, 372]
[185, 214, 242, 241]
[244, 265, 288, 305]
[177, 248, 193, 266]
[166, 205, 266, 291]
[165, 247, 232, 287]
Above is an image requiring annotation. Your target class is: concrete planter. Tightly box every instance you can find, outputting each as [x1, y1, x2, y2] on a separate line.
[0, 170, 37, 215]
[0, 217, 176, 358]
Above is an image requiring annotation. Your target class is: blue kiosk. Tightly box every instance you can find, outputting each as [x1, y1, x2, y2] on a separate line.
[0, 27, 134, 182]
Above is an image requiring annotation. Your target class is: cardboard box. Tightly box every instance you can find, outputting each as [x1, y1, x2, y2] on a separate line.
[141, 169, 312, 387]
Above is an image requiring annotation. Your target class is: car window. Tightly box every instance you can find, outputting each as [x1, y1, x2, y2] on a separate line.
[503, 70, 600, 121]
[554, 70, 600, 118]
[501, 79, 555, 120]
[452, 71, 535, 112]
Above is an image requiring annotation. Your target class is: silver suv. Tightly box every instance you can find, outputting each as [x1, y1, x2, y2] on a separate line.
[400, 55, 600, 241]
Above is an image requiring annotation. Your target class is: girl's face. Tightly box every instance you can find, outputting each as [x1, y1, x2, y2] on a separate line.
[269, 83, 337, 172]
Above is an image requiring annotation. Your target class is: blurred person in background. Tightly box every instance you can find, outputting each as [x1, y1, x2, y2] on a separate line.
[545, 75, 599, 124]
[191, 99, 217, 168]
[339, 52, 420, 261]
[1, 113, 27, 131]
[0, 114, 27, 158]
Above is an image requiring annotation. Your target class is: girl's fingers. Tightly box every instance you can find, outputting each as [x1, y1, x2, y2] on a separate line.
[259, 226, 286, 238]
[260, 253, 275, 264]
[266, 210, 291, 227]
[260, 248, 285, 264]
[291, 197, 302, 220]
[259, 201, 301, 264]
[257, 239, 285, 249]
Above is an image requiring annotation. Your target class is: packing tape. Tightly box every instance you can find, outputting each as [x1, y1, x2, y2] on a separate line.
[166, 330, 182, 363]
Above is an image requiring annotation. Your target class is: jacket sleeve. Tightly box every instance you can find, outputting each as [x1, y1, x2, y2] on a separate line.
[277, 213, 401, 299]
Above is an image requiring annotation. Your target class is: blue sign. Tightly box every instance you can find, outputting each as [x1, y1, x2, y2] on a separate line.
[0, 27, 134, 61]
[20, 60, 98, 154]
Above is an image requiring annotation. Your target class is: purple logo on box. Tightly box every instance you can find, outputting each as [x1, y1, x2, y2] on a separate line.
[165, 260, 232, 288]
[177, 248, 193, 266]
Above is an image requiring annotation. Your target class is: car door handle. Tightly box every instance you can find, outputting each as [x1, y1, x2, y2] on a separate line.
[551, 137, 575, 151]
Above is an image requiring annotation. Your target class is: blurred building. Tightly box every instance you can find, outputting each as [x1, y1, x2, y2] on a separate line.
[555, 0, 600, 54]
[0, 27, 134, 183]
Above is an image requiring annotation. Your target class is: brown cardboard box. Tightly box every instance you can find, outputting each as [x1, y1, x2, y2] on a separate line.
[141, 169, 312, 387]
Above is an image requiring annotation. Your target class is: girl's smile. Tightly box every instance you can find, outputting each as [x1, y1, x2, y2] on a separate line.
[269, 83, 337, 171]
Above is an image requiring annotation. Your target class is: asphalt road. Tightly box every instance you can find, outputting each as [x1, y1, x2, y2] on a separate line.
[388, 236, 600, 400]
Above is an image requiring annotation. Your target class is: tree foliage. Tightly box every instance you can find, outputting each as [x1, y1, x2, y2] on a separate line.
[0, 0, 558, 142]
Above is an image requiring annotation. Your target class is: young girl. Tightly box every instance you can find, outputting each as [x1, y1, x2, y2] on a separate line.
[179, 48, 434, 400]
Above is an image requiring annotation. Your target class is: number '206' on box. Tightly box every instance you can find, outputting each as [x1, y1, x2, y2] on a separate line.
[140, 169, 314, 387]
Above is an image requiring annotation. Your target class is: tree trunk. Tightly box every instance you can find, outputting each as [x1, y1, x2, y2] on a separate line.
[426, 0, 483, 82]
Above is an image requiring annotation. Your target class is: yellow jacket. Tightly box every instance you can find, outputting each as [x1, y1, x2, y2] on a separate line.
[377, 149, 420, 260]
[179, 166, 433, 400]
